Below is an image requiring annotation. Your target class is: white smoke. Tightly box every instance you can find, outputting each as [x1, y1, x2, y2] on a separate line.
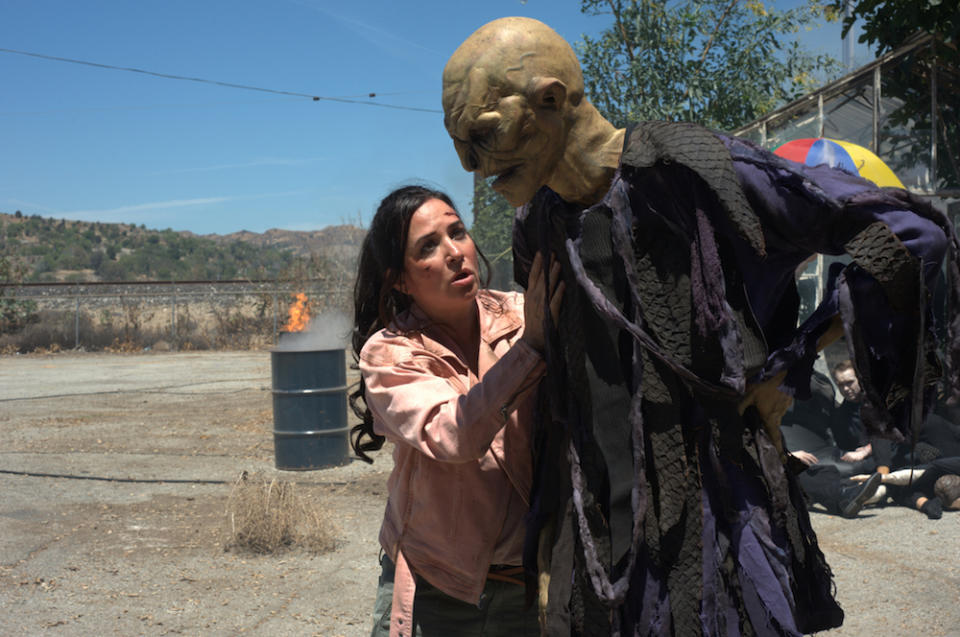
[273, 311, 352, 352]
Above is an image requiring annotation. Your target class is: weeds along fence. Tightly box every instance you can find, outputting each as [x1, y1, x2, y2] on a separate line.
[0, 279, 352, 354]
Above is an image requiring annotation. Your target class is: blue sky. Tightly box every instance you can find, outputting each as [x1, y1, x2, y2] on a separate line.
[1, 1, 870, 235]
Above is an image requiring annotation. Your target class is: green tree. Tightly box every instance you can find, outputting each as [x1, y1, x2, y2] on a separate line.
[0, 255, 38, 333]
[96, 258, 126, 281]
[577, 0, 839, 129]
[89, 250, 105, 272]
[837, 0, 958, 57]
[468, 0, 840, 279]
[470, 174, 515, 290]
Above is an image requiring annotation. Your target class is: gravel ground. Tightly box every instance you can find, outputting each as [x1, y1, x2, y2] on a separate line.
[1, 351, 958, 636]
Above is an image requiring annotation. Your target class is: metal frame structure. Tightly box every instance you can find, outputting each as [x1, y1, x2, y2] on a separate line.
[733, 34, 957, 197]
[732, 34, 959, 315]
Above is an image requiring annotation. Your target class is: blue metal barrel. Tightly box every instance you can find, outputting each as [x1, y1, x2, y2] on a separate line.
[270, 347, 350, 470]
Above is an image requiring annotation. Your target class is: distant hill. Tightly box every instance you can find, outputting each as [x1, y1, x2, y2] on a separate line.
[0, 211, 365, 283]
[209, 225, 365, 264]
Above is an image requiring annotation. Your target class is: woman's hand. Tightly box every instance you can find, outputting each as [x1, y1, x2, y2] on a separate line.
[521, 252, 564, 353]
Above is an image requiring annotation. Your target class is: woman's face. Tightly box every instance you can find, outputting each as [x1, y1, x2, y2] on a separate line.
[397, 198, 479, 321]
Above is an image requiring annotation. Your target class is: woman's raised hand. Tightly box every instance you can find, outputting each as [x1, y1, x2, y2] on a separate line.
[521, 251, 564, 353]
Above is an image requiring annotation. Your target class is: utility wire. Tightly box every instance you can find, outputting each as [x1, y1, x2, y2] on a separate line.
[2, 96, 306, 116]
[0, 47, 441, 114]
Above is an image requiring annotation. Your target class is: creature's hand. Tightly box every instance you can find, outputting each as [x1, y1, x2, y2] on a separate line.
[738, 372, 792, 457]
[790, 450, 819, 466]
[817, 315, 844, 351]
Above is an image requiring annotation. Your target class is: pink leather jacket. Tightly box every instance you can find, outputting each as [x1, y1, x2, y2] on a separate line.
[359, 290, 545, 628]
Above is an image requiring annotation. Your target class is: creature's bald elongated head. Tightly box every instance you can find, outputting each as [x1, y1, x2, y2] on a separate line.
[442, 17, 585, 206]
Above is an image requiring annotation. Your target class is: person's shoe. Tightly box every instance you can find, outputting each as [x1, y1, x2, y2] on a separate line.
[920, 497, 943, 520]
[839, 472, 883, 518]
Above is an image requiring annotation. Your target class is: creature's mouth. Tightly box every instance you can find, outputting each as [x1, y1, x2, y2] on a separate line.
[491, 165, 520, 188]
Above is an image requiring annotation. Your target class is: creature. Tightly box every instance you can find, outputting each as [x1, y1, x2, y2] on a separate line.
[443, 17, 958, 637]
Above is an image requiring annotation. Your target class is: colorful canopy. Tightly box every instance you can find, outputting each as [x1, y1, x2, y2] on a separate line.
[773, 137, 905, 189]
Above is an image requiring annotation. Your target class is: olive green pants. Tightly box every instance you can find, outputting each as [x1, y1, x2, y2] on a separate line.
[370, 555, 539, 637]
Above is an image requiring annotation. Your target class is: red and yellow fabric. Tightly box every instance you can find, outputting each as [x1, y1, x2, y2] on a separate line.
[774, 137, 905, 189]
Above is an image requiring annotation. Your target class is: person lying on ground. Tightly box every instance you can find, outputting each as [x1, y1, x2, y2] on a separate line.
[831, 361, 960, 473]
[787, 452, 883, 518]
[851, 456, 960, 520]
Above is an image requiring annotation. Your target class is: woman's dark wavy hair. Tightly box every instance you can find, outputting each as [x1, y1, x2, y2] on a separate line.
[349, 184, 491, 462]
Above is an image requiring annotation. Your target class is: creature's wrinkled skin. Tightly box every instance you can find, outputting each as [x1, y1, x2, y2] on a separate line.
[442, 17, 623, 208]
[442, 17, 809, 428]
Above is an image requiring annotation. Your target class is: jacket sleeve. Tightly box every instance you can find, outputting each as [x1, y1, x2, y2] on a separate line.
[360, 336, 545, 463]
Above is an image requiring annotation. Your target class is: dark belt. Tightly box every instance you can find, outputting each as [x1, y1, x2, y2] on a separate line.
[487, 564, 524, 586]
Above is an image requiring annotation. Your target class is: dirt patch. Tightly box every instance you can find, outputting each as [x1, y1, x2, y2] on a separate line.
[0, 483, 377, 635]
[0, 351, 389, 636]
[1, 351, 958, 636]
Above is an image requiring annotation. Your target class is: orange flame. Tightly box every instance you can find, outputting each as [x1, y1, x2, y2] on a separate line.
[282, 292, 311, 332]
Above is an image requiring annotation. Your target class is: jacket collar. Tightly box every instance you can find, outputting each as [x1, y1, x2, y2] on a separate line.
[393, 290, 522, 348]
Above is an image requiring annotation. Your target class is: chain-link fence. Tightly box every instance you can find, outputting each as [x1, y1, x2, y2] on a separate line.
[0, 279, 352, 354]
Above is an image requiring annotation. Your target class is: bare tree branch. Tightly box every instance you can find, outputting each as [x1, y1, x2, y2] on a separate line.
[607, 0, 636, 64]
[682, 0, 739, 101]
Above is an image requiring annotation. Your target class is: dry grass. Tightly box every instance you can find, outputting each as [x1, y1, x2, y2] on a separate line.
[1, 287, 355, 353]
[221, 471, 337, 555]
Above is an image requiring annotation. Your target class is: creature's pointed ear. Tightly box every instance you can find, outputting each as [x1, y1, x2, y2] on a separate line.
[529, 77, 567, 111]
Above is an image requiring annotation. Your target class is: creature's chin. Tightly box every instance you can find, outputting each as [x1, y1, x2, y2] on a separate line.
[491, 167, 535, 206]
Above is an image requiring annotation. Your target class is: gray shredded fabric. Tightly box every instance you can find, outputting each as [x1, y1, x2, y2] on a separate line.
[517, 121, 956, 636]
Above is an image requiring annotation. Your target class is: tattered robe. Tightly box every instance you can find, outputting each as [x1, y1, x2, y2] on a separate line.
[514, 121, 959, 636]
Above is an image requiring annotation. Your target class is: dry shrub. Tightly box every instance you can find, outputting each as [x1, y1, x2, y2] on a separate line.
[222, 471, 336, 555]
[208, 296, 274, 350]
[104, 337, 142, 353]
[0, 306, 167, 353]
[32, 342, 63, 355]
[0, 309, 79, 353]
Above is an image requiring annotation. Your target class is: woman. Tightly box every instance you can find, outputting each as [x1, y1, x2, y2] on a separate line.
[349, 185, 562, 636]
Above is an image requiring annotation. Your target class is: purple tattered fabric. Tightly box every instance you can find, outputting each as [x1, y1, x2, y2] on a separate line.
[515, 122, 957, 636]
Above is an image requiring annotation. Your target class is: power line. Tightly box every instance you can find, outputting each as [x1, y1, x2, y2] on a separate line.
[0, 47, 441, 114]
[2, 96, 306, 116]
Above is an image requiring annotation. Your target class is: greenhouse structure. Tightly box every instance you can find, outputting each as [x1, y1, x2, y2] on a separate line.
[732, 33, 959, 320]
